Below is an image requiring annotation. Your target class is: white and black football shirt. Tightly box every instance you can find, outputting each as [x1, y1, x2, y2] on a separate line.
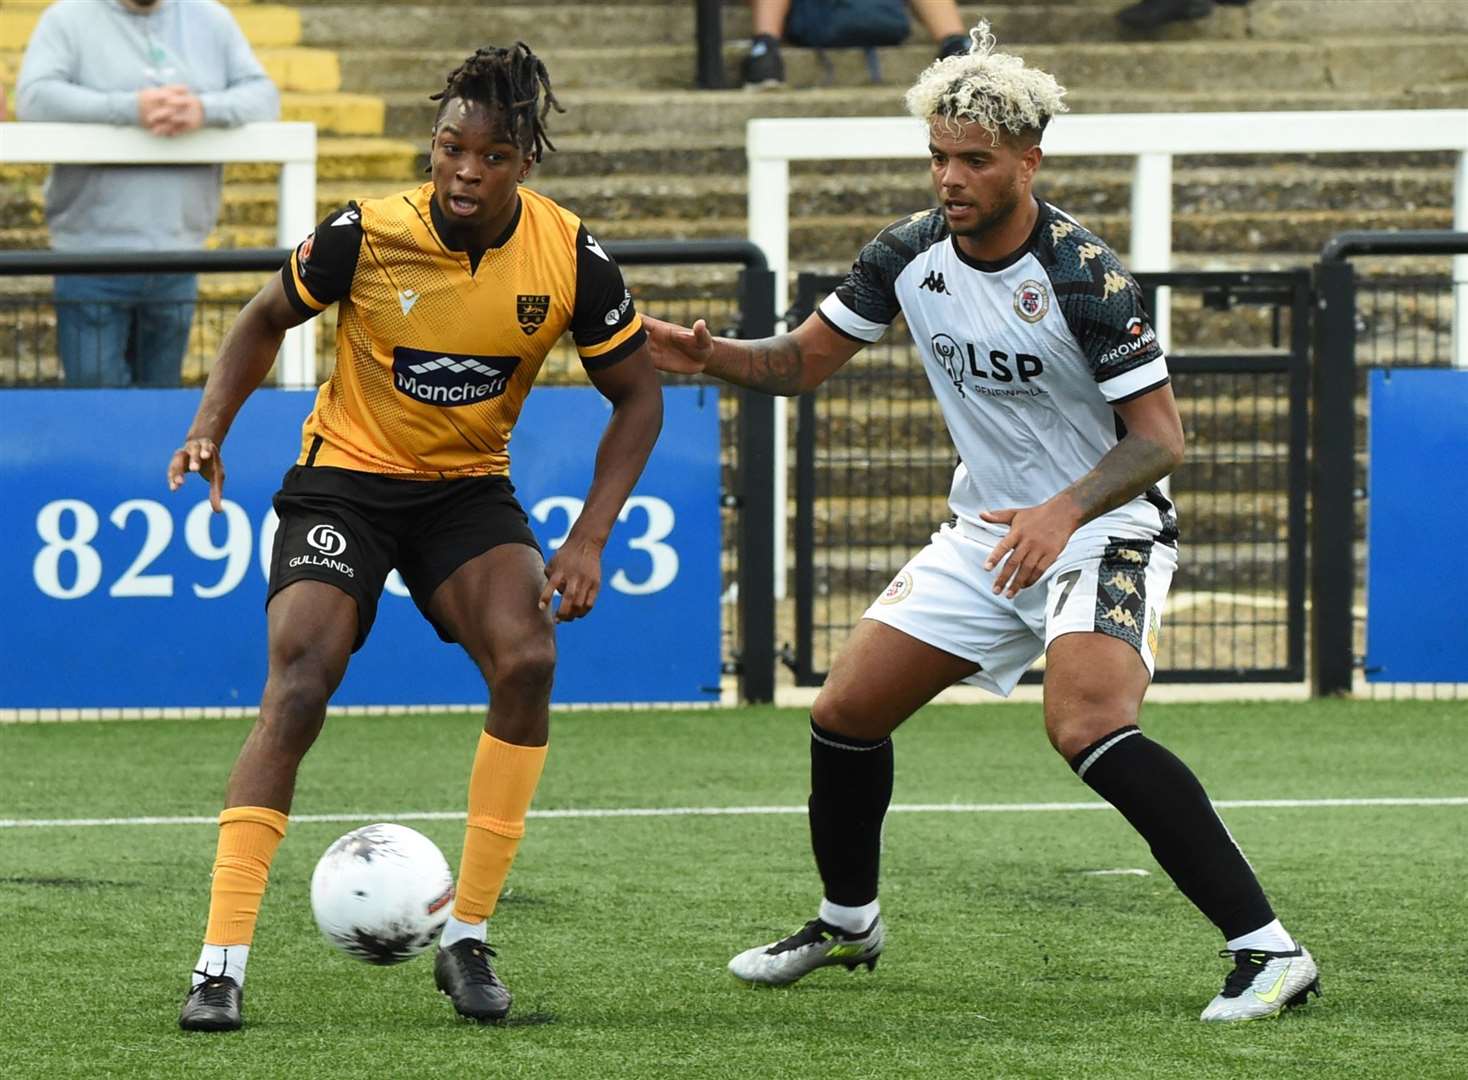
[819, 199, 1178, 546]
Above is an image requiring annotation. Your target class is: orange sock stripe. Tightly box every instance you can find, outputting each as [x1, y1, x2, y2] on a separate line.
[203, 806, 288, 946]
[453, 734, 548, 924]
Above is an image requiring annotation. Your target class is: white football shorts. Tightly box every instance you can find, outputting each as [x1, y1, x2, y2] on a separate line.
[862, 520, 1177, 697]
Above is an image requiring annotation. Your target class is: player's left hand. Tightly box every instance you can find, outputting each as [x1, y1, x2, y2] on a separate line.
[539, 538, 602, 622]
[980, 497, 1081, 598]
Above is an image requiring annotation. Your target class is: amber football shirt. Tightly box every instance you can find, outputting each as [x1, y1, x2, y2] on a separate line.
[280, 183, 646, 478]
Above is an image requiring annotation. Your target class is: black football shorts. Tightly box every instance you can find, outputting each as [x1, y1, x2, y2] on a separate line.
[266, 464, 541, 651]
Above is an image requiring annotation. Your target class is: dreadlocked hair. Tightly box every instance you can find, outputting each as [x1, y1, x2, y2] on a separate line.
[430, 43, 563, 161]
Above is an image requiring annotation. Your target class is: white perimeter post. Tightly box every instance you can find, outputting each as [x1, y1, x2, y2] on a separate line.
[278, 152, 318, 388]
[1131, 152, 1173, 499]
[1130, 152, 1173, 350]
[1455, 150, 1468, 369]
[748, 133, 792, 598]
[0, 121, 319, 387]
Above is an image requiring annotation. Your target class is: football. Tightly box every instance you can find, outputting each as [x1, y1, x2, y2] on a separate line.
[309, 823, 455, 965]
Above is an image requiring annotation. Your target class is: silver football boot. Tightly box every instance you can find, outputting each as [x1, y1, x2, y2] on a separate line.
[1200, 943, 1321, 1021]
[728, 917, 885, 986]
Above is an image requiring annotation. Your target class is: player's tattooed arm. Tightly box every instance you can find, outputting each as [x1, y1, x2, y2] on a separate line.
[1061, 431, 1181, 525]
[704, 333, 807, 395]
[642, 311, 863, 395]
[981, 383, 1183, 598]
[1057, 382, 1185, 527]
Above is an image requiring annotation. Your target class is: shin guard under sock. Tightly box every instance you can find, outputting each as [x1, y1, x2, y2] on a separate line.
[808, 718, 894, 908]
[1071, 725, 1275, 939]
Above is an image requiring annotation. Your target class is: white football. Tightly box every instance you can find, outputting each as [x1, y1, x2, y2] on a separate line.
[310, 823, 455, 965]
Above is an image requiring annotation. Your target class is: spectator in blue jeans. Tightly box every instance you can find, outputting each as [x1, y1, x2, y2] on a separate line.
[16, 0, 278, 387]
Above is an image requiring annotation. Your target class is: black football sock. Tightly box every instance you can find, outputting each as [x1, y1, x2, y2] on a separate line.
[1070, 725, 1276, 939]
[808, 717, 894, 909]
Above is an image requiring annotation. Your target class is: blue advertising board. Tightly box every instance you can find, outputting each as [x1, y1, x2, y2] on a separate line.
[0, 386, 721, 708]
[1365, 369, 1468, 682]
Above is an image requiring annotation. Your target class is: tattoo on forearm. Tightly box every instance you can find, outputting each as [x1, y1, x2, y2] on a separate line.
[1064, 435, 1176, 526]
[711, 334, 806, 396]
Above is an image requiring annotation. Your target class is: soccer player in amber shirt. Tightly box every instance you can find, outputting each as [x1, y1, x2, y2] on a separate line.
[167, 45, 663, 1030]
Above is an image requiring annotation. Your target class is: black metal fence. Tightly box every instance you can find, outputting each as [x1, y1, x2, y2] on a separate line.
[0, 243, 778, 703]
[1312, 231, 1467, 700]
[786, 269, 1312, 686]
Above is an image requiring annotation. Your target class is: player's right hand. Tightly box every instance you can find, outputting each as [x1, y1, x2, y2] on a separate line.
[641, 314, 713, 375]
[168, 437, 226, 513]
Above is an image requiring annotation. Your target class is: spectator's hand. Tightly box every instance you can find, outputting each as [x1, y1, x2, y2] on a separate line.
[138, 85, 203, 136]
[642, 314, 713, 375]
[539, 536, 602, 622]
[158, 91, 205, 135]
[168, 437, 226, 513]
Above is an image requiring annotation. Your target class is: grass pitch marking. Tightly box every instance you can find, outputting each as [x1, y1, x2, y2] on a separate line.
[2, 796, 1466, 830]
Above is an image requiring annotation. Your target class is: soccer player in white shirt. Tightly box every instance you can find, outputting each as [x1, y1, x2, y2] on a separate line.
[643, 22, 1319, 1022]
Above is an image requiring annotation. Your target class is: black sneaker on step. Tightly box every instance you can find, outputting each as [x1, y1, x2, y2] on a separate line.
[434, 939, 512, 1022]
[741, 34, 785, 90]
[178, 973, 243, 1032]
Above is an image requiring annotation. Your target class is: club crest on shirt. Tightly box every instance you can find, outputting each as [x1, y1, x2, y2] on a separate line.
[517, 294, 550, 336]
[878, 570, 914, 605]
[1014, 280, 1049, 323]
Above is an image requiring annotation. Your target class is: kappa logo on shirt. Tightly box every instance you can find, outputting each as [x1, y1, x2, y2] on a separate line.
[919, 271, 949, 295]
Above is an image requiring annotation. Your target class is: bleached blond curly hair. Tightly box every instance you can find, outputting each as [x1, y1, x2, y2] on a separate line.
[904, 21, 1068, 145]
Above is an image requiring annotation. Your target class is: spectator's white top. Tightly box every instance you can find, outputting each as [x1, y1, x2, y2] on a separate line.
[15, 0, 279, 250]
[819, 200, 1178, 546]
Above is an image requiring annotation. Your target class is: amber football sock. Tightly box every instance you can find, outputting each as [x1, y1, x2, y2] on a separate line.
[448, 733, 548, 931]
[195, 805, 288, 986]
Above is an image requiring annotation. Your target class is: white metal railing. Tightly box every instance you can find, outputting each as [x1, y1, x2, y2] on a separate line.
[749, 109, 1468, 594]
[0, 121, 318, 386]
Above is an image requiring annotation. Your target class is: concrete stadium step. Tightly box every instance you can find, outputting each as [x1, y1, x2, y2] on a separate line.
[298, 4, 703, 49]
[730, 36, 1468, 94]
[549, 208, 1453, 261]
[0, 137, 419, 187]
[468, 81, 1468, 141]
[525, 166, 1454, 222]
[800, 445, 1359, 499]
[0, 3, 303, 50]
[280, 90, 385, 135]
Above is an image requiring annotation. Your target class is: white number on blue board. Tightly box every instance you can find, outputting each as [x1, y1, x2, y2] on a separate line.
[34, 494, 681, 600]
[33, 499, 103, 599]
[530, 494, 680, 595]
[186, 500, 252, 599]
[610, 496, 679, 595]
[108, 499, 175, 597]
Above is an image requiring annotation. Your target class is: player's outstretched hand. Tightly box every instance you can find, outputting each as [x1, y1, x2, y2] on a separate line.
[641, 314, 713, 375]
[980, 497, 1081, 598]
[167, 437, 226, 513]
[539, 538, 602, 622]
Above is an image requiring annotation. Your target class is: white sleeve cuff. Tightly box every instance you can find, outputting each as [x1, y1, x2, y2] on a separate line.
[1099, 355, 1170, 402]
[818, 293, 889, 343]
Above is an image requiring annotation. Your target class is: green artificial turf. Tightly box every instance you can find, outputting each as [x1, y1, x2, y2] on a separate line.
[1, 699, 1464, 1079]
